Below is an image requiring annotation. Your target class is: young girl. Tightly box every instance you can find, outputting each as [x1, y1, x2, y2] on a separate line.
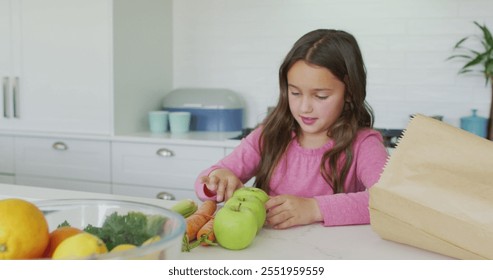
[195, 29, 388, 229]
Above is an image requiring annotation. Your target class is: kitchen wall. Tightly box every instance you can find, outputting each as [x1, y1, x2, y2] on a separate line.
[172, 0, 493, 129]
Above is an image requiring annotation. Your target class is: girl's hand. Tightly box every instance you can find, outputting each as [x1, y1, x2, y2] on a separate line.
[200, 168, 243, 202]
[265, 195, 323, 229]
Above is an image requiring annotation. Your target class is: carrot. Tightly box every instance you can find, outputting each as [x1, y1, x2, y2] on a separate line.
[185, 200, 217, 241]
[196, 217, 215, 246]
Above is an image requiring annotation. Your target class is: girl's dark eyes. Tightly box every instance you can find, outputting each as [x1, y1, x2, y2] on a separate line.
[289, 91, 329, 100]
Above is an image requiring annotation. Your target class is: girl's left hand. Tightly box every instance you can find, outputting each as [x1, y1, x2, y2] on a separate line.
[265, 195, 323, 229]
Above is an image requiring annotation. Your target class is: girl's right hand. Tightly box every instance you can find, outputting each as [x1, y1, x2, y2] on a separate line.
[200, 168, 243, 202]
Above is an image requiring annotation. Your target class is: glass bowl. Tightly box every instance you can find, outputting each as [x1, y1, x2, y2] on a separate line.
[35, 199, 186, 260]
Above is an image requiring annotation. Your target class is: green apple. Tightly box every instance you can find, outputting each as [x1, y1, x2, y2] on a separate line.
[233, 187, 269, 204]
[224, 195, 266, 232]
[213, 203, 257, 250]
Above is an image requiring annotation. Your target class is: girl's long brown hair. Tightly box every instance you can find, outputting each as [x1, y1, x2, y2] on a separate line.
[253, 29, 374, 194]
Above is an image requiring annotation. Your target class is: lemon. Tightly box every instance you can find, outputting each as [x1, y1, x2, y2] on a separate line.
[141, 235, 160, 246]
[0, 198, 49, 260]
[43, 226, 82, 258]
[52, 232, 108, 259]
[111, 244, 137, 253]
[138, 235, 162, 260]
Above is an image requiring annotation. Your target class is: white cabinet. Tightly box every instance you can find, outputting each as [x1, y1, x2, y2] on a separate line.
[112, 141, 225, 200]
[0, 175, 14, 184]
[0, 135, 14, 183]
[1, 0, 112, 134]
[0, 0, 172, 136]
[0, 135, 14, 175]
[0, 0, 14, 127]
[14, 136, 111, 193]
[4, 133, 240, 196]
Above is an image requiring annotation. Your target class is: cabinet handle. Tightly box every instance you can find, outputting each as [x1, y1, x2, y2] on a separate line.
[52, 141, 68, 151]
[2, 77, 10, 118]
[13, 77, 19, 118]
[156, 191, 176, 200]
[156, 148, 174, 157]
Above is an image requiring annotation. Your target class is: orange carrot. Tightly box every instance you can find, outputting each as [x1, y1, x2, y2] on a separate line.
[185, 200, 216, 241]
[196, 217, 215, 246]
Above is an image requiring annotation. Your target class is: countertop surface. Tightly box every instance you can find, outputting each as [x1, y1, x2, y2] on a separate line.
[0, 183, 452, 260]
[0, 130, 242, 148]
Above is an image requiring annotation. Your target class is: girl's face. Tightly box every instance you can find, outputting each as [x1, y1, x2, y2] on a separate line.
[287, 60, 346, 147]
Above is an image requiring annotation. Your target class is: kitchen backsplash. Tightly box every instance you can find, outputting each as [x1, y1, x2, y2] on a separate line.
[171, 0, 493, 129]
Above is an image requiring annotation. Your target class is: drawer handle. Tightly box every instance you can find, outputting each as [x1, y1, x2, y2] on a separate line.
[52, 141, 68, 151]
[156, 148, 174, 157]
[156, 191, 176, 200]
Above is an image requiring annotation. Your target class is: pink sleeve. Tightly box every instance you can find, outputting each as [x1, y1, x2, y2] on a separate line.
[194, 128, 262, 201]
[314, 130, 389, 226]
[315, 191, 372, 226]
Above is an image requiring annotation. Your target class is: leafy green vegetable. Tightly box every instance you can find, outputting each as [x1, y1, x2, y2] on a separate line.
[81, 211, 167, 251]
[57, 220, 71, 228]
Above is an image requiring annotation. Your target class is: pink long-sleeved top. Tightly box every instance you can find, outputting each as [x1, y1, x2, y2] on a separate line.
[195, 127, 389, 226]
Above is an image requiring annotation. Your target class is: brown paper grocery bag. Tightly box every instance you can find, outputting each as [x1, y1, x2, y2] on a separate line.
[369, 114, 493, 260]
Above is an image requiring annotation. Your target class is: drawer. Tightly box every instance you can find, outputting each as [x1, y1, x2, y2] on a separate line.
[112, 183, 200, 203]
[16, 175, 112, 194]
[15, 136, 111, 182]
[112, 142, 224, 190]
[0, 136, 15, 174]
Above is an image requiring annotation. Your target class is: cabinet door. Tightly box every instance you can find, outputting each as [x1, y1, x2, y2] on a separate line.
[0, 174, 14, 184]
[0, 135, 14, 174]
[0, 0, 15, 129]
[5, 0, 112, 134]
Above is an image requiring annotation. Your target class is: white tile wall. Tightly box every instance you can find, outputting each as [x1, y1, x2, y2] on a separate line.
[172, 0, 493, 129]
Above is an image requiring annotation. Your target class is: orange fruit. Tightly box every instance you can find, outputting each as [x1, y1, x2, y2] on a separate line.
[43, 226, 83, 258]
[0, 198, 50, 259]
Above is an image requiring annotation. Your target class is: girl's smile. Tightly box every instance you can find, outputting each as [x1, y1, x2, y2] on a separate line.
[301, 116, 318, 125]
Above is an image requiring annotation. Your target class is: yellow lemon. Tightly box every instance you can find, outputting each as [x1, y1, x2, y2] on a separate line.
[0, 198, 49, 259]
[43, 226, 83, 258]
[141, 235, 160, 246]
[110, 244, 137, 253]
[52, 232, 108, 259]
[138, 235, 162, 260]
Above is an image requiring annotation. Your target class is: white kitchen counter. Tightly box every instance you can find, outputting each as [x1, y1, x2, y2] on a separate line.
[0, 130, 242, 148]
[112, 131, 242, 148]
[0, 183, 452, 260]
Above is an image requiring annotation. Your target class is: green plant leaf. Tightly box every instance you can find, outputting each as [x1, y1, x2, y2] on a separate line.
[487, 60, 493, 76]
[446, 54, 472, 61]
[474, 21, 493, 47]
[453, 36, 469, 49]
[462, 52, 487, 69]
[449, 21, 493, 85]
[458, 68, 473, 74]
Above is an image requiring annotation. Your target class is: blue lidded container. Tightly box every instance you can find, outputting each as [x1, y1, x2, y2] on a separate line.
[460, 109, 487, 138]
[162, 88, 244, 132]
